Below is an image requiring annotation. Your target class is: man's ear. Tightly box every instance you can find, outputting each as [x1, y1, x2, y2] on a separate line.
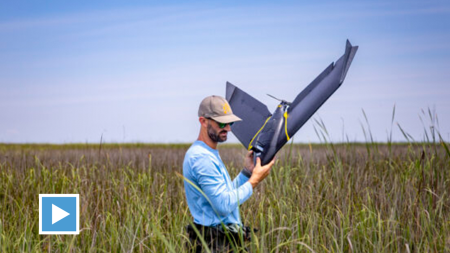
[199, 117, 208, 128]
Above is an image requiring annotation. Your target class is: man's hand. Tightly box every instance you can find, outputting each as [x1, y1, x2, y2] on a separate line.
[248, 157, 275, 189]
[243, 151, 255, 174]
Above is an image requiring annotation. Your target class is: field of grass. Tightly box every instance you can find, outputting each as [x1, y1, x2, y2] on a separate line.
[1, 141, 449, 252]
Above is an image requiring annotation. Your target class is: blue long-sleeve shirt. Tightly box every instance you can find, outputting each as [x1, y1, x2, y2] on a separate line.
[183, 140, 253, 226]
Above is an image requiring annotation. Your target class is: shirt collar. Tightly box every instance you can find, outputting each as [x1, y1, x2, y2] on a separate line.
[195, 140, 219, 155]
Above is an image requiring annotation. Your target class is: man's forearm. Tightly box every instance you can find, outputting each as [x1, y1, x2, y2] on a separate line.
[232, 170, 251, 188]
[207, 182, 253, 216]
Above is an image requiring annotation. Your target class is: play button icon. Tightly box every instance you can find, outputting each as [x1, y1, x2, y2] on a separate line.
[52, 204, 70, 224]
[39, 194, 79, 234]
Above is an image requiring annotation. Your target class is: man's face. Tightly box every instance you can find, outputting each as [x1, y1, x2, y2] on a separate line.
[207, 119, 230, 143]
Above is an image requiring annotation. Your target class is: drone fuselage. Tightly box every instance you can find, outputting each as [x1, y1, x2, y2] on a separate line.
[251, 101, 290, 165]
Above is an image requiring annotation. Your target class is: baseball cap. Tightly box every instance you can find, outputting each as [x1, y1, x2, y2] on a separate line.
[198, 95, 242, 123]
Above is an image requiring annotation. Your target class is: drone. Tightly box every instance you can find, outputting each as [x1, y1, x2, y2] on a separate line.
[226, 40, 358, 165]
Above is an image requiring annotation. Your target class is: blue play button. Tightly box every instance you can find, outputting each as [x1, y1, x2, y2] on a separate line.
[39, 194, 79, 234]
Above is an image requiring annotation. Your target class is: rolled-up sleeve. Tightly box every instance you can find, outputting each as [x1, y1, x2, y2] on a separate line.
[193, 156, 253, 217]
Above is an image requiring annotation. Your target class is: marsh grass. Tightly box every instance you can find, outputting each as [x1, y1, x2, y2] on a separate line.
[1, 110, 450, 253]
[1, 140, 448, 252]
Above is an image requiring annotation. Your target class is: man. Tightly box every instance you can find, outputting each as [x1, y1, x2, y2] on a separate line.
[183, 95, 275, 252]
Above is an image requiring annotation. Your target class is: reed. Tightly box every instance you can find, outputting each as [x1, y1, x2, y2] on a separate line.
[1, 111, 449, 252]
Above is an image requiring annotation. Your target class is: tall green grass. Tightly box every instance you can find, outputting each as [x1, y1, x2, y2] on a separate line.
[1, 140, 448, 252]
[1, 108, 449, 252]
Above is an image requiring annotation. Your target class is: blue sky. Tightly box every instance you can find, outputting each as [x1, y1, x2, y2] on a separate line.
[1, 0, 449, 143]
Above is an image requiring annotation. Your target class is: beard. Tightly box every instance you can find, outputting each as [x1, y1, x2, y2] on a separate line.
[207, 123, 227, 143]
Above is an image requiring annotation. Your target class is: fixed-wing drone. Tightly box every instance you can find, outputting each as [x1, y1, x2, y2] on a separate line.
[226, 40, 358, 165]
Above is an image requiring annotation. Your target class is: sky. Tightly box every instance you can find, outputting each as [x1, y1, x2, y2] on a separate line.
[1, 0, 449, 144]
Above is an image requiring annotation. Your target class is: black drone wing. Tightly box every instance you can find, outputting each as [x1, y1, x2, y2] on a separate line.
[226, 82, 272, 149]
[275, 40, 358, 149]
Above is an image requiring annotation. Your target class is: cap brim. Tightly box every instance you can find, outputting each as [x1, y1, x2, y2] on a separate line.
[211, 114, 242, 124]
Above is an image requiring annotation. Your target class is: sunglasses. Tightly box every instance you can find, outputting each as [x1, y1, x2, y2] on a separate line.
[207, 118, 234, 129]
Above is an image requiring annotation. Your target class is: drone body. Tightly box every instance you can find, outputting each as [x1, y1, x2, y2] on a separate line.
[226, 40, 359, 165]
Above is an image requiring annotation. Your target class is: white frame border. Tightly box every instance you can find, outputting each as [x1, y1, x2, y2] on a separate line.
[39, 194, 80, 235]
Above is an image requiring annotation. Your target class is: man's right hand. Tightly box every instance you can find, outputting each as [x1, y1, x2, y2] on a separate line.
[248, 157, 275, 189]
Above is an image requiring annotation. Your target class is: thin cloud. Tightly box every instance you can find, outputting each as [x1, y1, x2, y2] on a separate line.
[0, 4, 197, 31]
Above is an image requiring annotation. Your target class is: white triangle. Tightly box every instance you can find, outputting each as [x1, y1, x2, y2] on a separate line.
[52, 204, 70, 224]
